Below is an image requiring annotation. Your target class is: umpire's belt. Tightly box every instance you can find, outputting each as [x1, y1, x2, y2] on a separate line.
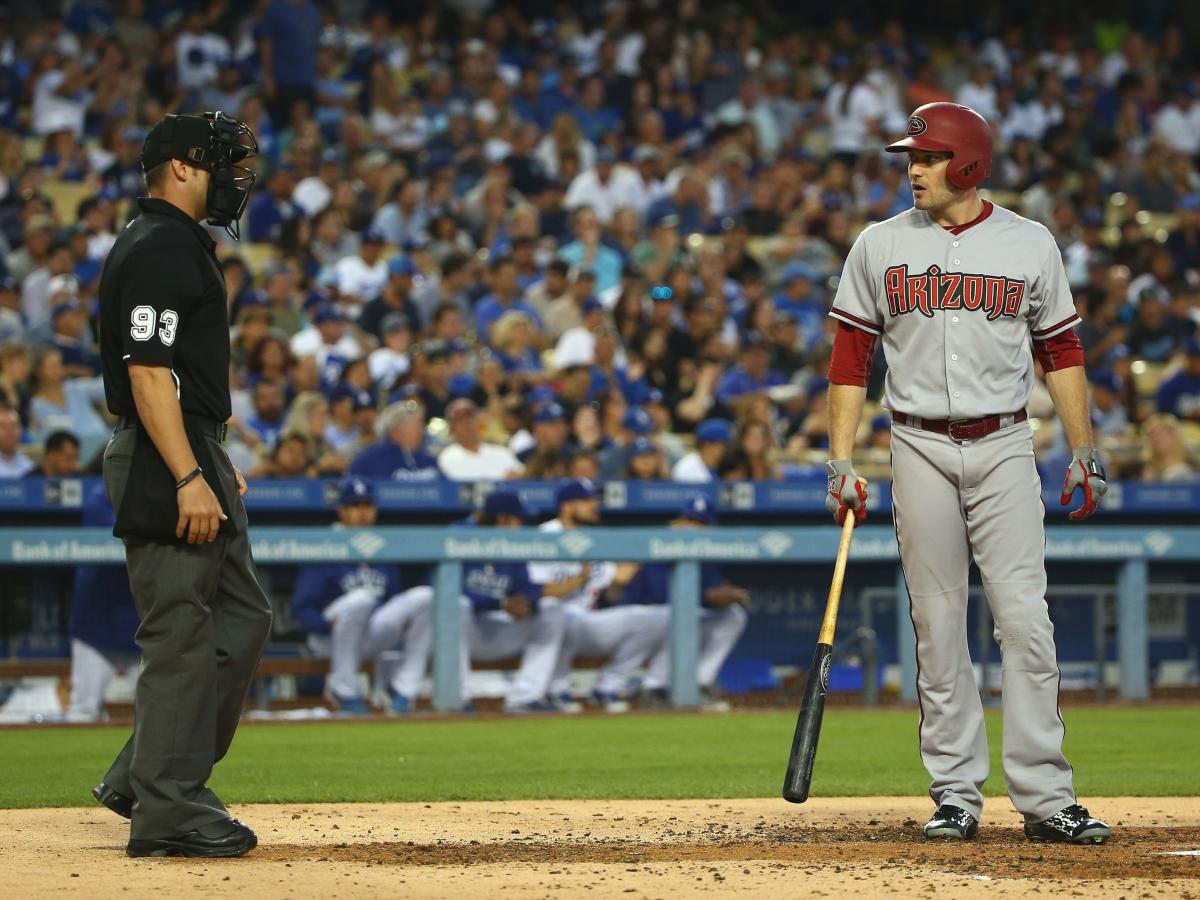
[117, 412, 228, 443]
[892, 410, 1027, 443]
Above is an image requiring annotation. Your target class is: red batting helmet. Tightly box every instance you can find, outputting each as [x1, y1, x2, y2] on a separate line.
[885, 102, 992, 190]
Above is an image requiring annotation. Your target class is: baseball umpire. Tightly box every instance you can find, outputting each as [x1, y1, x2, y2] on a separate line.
[91, 111, 272, 858]
[825, 102, 1111, 844]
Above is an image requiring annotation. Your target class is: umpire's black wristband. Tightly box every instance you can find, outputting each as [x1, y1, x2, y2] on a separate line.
[175, 466, 204, 491]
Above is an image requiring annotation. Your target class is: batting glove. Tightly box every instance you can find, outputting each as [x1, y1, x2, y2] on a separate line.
[1061, 446, 1107, 521]
[825, 459, 867, 525]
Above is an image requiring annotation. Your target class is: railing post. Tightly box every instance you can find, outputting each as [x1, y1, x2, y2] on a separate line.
[432, 561, 463, 712]
[669, 560, 701, 707]
[1116, 559, 1149, 701]
[896, 566, 918, 703]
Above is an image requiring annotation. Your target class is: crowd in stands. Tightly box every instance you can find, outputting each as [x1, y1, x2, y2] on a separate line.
[0, 1, 1197, 487]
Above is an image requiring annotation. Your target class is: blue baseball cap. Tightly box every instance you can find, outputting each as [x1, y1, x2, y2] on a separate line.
[870, 412, 891, 433]
[338, 476, 375, 506]
[782, 261, 819, 284]
[533, 401, 565, 423]
[483, 489, 532, 522]
[362, 227, 386, 244]
[679, 495, 716, 524]
[402, 234, 429, 252]
[582, 296, 604, 315]
[622, 407, 655, 435]
[1179, 194, 1200, 212]
[627, 436, 658, 458]
[696, 418, 733, 444]
[314, 305, 347, 325]
[1088, 368, 1122, 393]
[305, 288, 332, 309]
[555, 477, 599, 506]
[388, 255, 415, 277]
[644, 387, 665, 405]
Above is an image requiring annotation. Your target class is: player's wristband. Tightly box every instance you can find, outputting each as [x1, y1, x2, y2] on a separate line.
[176, 466, 204, 491]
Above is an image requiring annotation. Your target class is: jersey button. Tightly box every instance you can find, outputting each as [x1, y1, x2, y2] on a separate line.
[953, 391, 960, 398]
[952, 241, 960, 247]
[952, 316, 960, 323]
[951, 354, 959, 360]
[953, 259, 961, 265]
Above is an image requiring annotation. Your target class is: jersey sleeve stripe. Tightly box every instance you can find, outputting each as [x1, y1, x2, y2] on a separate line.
[1031, 314, 1082, 339]
[829, 307, 883, 335]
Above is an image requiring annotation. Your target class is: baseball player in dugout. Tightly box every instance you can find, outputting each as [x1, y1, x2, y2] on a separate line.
[825, 102, 1112, 845]
[92, 111, 272, 858]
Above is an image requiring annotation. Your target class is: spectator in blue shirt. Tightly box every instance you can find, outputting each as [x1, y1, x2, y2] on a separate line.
[559, 206, 624, 295]
[247, 167, 300, 243]
[774, 261, 828, 353]
[715, 332, 788, 410]
[349, 401, 439, 481]
[475, 255, 543, 344]
[1156, 339, 1200, 423]
[573, 76, 621, 143]
[642, 171, 713, 236]
[242, 379, 289, 450]
[256, 0, 322, 126]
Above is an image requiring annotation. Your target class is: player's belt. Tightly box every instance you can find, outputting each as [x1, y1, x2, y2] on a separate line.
[892, 410, 1028, 443]
[116, 412, 229, 443]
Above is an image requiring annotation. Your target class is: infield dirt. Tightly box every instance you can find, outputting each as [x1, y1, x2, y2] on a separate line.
[6, 797, 1198, 898]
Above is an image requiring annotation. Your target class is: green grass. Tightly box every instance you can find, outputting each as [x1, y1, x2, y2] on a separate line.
[3, 707, 1197, 808]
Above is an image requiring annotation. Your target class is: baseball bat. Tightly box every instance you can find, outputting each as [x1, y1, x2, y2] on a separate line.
[782, 508, 858, 803]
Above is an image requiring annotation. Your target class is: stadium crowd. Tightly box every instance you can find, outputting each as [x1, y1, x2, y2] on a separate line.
[0, 0, 1197, 489]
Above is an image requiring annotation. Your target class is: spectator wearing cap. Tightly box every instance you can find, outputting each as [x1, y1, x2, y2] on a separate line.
[715, 332, 788, 413]
[563, 146, 642, 225]
[517, 402, 571, 465]
[256, 0, 322, 127]
[642, 170, 713, 238]
[371, 180, 429, 249]
[621, 496, 749, 711]
[350, 400, 438, 481]
[290, 305, 364, 386]
[368, 312, 412, 390]
[632, 210, 685, 285]
[1156, 340, 1200, 424]
[866, 412, 892, 452]
[438, 397, 524, 481]
[493, 311, 545, 383]
[672, 418, 732, 483]
[247, 166, 300, 244]
[597, 404, 657, 478]
[325, 384, 373, 456]
[627, 144, 666, 217]
[475, 255, 543, 344]
[46, 294, 99, 377]
[559, 206, 624, 296]
[291, 476, 402, 714]
[332, 229, 390, 316]
[358, 255, 422, 342]
[774, 261, 827, 353]
[624, 435, 667, 479]
[0, 407, 34, 478]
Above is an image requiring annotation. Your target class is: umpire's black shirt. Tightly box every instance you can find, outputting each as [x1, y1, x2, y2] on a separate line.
[99, 198, 231, 421]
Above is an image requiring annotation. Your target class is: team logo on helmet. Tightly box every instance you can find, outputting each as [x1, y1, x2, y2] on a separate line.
[906, 115, 928, 136]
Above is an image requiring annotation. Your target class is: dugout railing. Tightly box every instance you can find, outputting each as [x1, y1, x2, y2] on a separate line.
[1, 524, 1196, 711]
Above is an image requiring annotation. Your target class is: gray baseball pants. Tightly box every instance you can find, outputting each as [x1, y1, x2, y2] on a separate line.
[891, 419, 1076, 823]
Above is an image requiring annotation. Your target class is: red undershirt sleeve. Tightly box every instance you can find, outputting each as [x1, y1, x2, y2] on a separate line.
[1032, 328, 1084, 372]
[828, 321, 878, 386]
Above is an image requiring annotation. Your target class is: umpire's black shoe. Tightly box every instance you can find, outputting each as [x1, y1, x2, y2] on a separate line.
[1024, 804, 1111, 844]
[92, 782, 133, 819]
[923, 804, 979, 839]
[126, 818, 258, 858]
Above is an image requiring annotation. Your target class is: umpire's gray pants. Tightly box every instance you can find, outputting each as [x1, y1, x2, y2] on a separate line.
[891, 420, 1076, 823]
[100, 427, 273, 840]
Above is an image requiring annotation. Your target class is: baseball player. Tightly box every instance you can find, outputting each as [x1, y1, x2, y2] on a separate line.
[622, 497, 749, 711]
[358, 583, 436, 715]
[454, 490, 567, 713]
[529, 478, 668, 713]
[291, 477, 401, 714]
[825, 102, 1111, 844]
[65, 484, 140, 722]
